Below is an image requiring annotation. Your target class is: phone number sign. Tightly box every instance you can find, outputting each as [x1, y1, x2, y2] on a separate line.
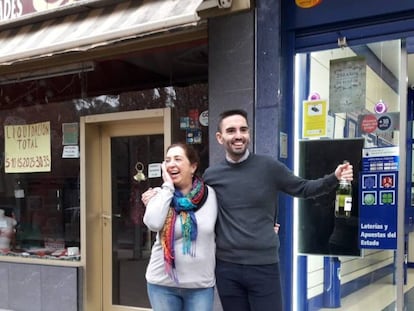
[4, 121, 51, 173]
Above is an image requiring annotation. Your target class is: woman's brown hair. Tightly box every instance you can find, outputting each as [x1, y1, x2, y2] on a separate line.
[166, 142, 200, 175]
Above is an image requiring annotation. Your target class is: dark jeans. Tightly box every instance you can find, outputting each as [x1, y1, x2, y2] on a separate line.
[215, 259, 283, 311]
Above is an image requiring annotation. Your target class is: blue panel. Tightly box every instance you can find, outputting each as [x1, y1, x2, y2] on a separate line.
[295, 19, 414, 52]
[284, 0, 414, 30]
[407, 37, 414, 54]
[406, 89, 414, 235]
[323, 257, 341, 308]
[297, 255, 308, 311]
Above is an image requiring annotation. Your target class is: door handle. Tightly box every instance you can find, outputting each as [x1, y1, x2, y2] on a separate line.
[101, 214, 111, 220]
[101, 213, 121, 220]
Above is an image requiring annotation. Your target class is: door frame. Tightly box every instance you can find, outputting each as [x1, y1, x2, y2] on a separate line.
[80, 108, 171, 310]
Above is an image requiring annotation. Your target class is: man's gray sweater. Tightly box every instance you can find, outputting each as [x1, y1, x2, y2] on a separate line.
[203, 153, 338, 265]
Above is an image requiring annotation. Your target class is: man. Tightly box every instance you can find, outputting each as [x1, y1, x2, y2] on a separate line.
[202, 109, 353, 311]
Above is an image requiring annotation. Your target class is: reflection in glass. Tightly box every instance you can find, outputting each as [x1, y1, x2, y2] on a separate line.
[110, 135, 163, 308]
[0, 82, 207, 261]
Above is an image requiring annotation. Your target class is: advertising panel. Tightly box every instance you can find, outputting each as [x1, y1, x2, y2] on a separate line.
[298, 138, 365, 257]
[359, 147, 398, 249]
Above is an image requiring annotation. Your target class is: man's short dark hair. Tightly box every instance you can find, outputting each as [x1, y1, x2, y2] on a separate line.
[217, 109, 248, 132]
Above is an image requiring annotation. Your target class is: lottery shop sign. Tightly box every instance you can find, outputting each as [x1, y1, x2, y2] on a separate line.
[359, 147, 398, 249]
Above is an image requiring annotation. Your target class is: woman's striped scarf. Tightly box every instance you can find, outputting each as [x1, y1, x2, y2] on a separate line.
[160, 176, 208, 283]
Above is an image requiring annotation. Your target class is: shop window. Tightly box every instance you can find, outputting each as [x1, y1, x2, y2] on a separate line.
[0, 78, 208, 261]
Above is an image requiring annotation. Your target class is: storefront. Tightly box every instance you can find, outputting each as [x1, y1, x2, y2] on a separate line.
[4, 0, 414, 310]
[0, 1, 253, 310]
[281, 1, 414, 310]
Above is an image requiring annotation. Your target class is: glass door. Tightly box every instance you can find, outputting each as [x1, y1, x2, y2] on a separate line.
[294, 39, 408, 310]
[105, 134, 163, 309]
[100, 117, 169, 311]
[83, 108, 171, 311]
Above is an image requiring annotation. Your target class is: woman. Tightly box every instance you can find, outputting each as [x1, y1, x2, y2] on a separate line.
[142, 143, 217, 311]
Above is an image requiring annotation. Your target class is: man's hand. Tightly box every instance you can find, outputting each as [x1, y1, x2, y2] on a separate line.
[141, 188, 159, 206]
[335, 162, 353, 182]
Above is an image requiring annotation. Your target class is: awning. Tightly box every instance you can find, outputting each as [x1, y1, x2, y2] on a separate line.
[0, 0, 207, 66]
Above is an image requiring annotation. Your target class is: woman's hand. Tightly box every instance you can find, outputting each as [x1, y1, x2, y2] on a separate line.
[274, 223, 280, 234]
[161, 161, 173, 184]
[141, 162, 173, 206]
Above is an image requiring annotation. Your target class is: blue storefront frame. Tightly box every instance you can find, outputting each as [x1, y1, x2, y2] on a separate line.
[279, 1, 414, 310]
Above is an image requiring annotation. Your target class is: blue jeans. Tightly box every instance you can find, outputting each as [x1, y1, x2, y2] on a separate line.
[215, 259, 283, 311]
[147, 283, 214, 311]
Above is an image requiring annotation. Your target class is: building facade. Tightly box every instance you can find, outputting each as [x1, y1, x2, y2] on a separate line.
[0, 0, 413, 310]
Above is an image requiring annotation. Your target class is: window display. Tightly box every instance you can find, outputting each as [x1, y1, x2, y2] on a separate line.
[0, 78, 208, 261]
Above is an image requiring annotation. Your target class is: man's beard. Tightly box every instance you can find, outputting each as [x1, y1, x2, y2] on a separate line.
[228, 143, 247, 157]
